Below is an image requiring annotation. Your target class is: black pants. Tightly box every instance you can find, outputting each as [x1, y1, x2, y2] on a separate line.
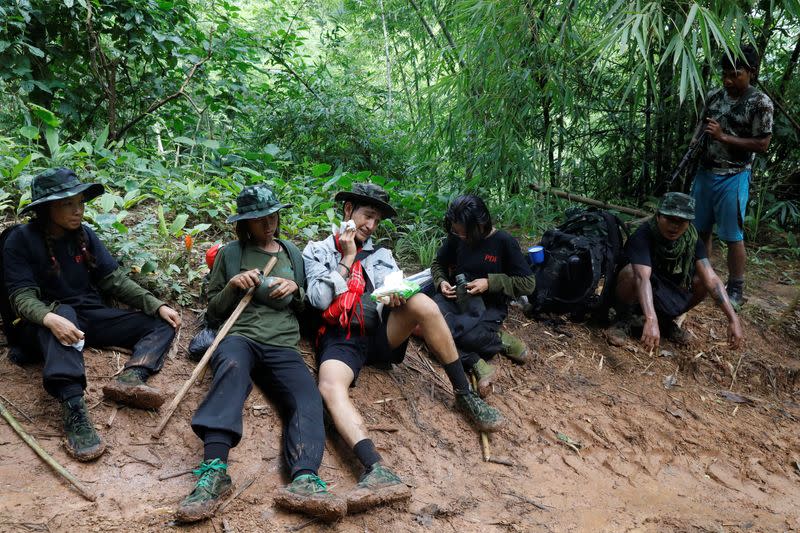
[434, 294, 506, 368]
[20, 303, 175, 401]
[191, 335, 324, 478]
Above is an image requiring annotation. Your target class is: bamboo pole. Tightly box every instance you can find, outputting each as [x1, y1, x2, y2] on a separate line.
[471, 375, 491, 462]
[152, 256, 278, 438]
[530, 183, 650, 218]
[0, 399, 96, 502]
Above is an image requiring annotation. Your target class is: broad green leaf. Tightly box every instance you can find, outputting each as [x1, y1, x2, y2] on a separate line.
[11, 154, 32, 178]
[169, 213, 189, 235]
[174, 136, 196, 146]
[311, 163, 331, 177]
[30, 104, 60, 127]
[157, 204, 168, 237]
[44, 127, 59, 158]
[95, 125, 109, 151]
[201, 139, 220, 150]
[141, 261, 157, 275]
[19, 126, 39, 140]
[682, 4, 699, 38]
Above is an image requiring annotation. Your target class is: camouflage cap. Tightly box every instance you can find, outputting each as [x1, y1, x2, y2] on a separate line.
[657, 192, 695, 220]
[227, 184, 293, 223]
[334, 182, 397, 218]
[19, 168, 104, 216]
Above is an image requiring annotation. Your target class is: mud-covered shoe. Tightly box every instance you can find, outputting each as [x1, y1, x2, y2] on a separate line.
[455, 391, 504, 432]
[500, 332, 528, 364]
[665, 321, 691, 345]
[346, 464, 411, 513]
[61, 397, 106, 461]
[175, 459, 232, 523]
[274, 474, 346, 522]
[606, 321, 630, 347]
[726, 281, 744, 310]
[103, 367, 166, 409]
[471, 359, 496, 398]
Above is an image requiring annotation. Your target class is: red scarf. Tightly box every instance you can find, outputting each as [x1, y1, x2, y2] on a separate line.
[319, 235, 367, 340]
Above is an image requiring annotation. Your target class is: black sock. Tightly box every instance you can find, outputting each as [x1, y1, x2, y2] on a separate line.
[444, 360, 471, 394]
[353, 438, 382, 470]
[60, 384, 84, 405]
[293, 469, 315, 480]
[203, 430, 234, 463]
[63, 394, 84, 408]
[727, 278, 744, 290]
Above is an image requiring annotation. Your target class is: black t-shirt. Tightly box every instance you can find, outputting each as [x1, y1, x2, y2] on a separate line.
[436, 229, 532, 306]
[624, 224, 707, 286]
[4, 223, 118, 308]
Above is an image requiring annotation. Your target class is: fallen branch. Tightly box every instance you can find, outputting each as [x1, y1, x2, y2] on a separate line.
[0, 394, 34, 424]
[153, 257, 278, 438]
[0, 399, 96, 501]
[530, 183, 649, 218]
[219, 472, 258, 512]
[158, 468, 195, 481]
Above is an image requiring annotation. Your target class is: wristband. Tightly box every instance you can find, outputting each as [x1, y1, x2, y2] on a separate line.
[338, 262, 351, 275]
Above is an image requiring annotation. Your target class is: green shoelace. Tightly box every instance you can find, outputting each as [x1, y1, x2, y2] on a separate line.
[193, 458, 227, 490]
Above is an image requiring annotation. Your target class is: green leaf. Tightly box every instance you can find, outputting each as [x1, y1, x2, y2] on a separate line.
[311, 163, 331, 177]
[201, 139, 220, 150]
[112, 221, 128, 234]
[141, 261, 157, 275]
[19, 125, 39, 140]
[174, 136, 196, 146]
[157, 204, 168, 237]
[99, 193, 117, 213]
[30, 104, 60, 127]
[11, 154, 32, 178]
[94, 125, 109, 152]
[44, 127, 59, 158]
[264, 144, 280, 156]
[169, 213, 189, 235]
[682, 4, 699, 38]
[24, 44, 45, 58]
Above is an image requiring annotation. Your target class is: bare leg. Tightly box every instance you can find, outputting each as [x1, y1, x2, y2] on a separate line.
[317, 360, 366, 448]
[614, 264, 638, 305]
[385, 293, 459, 365]
[726, 240, 746, 280]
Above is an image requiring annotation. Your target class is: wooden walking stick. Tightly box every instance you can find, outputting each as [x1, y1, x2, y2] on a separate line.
[152, 256, 278, 438]
[471, 375, 491, 462]
[0, 399, 96, 502]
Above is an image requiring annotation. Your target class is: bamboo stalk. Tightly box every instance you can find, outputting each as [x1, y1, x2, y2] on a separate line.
[530, 183, 650, 218]
[152, 256, 278, 438]
[471, 375, 491, 462]
[0, 399, 96, 502]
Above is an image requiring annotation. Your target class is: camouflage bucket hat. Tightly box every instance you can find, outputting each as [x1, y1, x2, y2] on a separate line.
[657, 192, 695, 220]
[19, 168, 104, 216]
[334, 182, 397, 218]
[226, 184, 293, 223]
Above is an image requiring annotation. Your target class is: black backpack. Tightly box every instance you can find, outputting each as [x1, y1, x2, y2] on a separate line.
[0, 225, 23, 343]
[527, 208, 627, 320]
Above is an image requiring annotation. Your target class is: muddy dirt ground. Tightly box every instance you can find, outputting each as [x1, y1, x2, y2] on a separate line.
[1, 252, 798, 533]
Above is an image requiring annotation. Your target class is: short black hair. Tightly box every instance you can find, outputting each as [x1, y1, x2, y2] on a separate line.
[235, 214, 280, 243]
[721, 44, 760, 73]
[444, 194, 493, 246]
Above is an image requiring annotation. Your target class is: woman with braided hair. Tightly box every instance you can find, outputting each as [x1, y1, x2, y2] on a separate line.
[3, 168, 180, 461]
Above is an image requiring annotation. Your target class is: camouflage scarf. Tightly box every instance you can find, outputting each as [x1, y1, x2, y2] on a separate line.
[648, 217, 698, 289]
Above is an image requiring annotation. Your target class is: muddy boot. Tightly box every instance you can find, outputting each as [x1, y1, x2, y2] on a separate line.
[471, 359, 496, 398]
[103, 367, 166, 409]
[455, 391, 504, 432]
[61, 397, 106, 461]
[606, 321, 630, 346]
[500, 332, 528, 364]
[664, 320, 691, 345]
[726, 279, 744, 310]
[346, 464, 411, 513]
[175, 459, 233, 523]
[274, 474, 346, 522]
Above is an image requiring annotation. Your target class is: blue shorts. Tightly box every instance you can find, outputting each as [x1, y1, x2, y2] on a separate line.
[690, 168, 750, 242]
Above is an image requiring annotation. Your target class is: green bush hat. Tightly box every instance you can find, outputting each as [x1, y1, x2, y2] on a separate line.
[334, 182, 397, 218]
[657, 192, 695, 221]
[19, 168, 104, 216]
[226, 184, 293, 223]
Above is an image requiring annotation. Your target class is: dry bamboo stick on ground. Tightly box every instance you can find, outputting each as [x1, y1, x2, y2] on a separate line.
[152, 257, 277, 438]
[471, 375, 491, 462]
[0, 399, 96, 502]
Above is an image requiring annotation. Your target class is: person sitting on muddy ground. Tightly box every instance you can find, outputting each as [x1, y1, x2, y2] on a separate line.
[2, 168, 181, 461]
[303, 183, 504, 514]
[431, 194, 535, 397]
[607, 192, 744, 351]
[176, 184, 346, 523]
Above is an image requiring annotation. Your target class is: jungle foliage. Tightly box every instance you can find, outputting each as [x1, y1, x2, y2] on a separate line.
[1, 0, 798, 301]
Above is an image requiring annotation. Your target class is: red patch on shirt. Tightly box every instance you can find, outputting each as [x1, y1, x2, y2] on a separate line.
[484, 254, 497, 263]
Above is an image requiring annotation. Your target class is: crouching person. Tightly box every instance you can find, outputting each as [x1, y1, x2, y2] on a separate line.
[303, 183, 504, 514]
[3, 168, 180, 461]
[177, 185, 345, 523]
[608, 192, 743, 350]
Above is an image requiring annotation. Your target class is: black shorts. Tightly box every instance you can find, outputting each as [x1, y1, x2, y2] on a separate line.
[317, 307, 409, 384]
[650, 271, 694, 319]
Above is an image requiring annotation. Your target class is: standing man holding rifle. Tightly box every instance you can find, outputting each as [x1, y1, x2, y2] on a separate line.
[688, 44, 773, 307]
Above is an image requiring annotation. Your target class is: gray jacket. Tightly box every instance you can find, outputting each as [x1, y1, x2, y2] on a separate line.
[303, 234, 399, 310]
